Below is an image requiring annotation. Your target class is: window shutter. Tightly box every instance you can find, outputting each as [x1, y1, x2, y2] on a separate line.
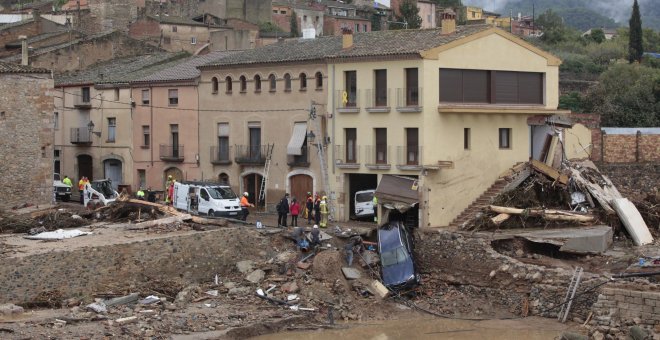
[439, 69, 462, 103]
[495, 71, 518, 104]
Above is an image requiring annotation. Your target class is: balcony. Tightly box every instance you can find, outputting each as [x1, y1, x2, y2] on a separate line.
[396, 87, 423, 113]
[287, 146, 310, 167]
[334, 144, 360, 169]
[235, 144, 269, 165]
[365, 145, 391, 170]
[159, 144, 184, 162]
[365, 88, 391, 113]
[73, 93, 92, 109]
[70, 127, 92, 144]
[336, 89, 360, 113]
[210, 145, 232, 165]
[396, 146, 423, 170]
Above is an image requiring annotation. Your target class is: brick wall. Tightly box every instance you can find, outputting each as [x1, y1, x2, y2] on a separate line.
[592, 288, 660, 328]
[0, 72, 54, 209]
[0, 21, 40, 50]
[602, 133, 660, 163]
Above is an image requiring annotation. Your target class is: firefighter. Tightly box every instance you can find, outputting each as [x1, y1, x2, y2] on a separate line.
[320, 196, 328, 228]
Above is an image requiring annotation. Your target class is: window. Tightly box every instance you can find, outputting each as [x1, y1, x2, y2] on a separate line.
[138, 169, 146, 189]
[303, 15, 307, 22]
[254, 75, 261, 92]
[269, 74, 276, 92]
[355, 24, 359, 32]
[211, 77, 218, 93]
[315, 72, 323, 89]
[406, 128, 418, 165]
[375, 128, 387, 164]
[239, 76, 247, 92]
[200, 189, 209, 200]
[495, 71, 543, 104]
[217, 123, 229, 161]
[499, 128, 511, 149]
[171, 124, 180, 157]
[374, 69, 387, 107]
[464, 128, 470, 150]
[345, 71, 357, 107]
[163, 36, 171, 44]
[142, 125, 150, 147]
[168, 89, 178, 105]
[141, 89, 150, 105]
[219, 173, 229, 185]
[439, 69, 543, 105]
[363, 24, 368, 32]
[82, 87, 90, 102]
[114, 88, 119, 101]
[225, 76, 232, 93]
[53, 112, 59, 129]
[280, 10, 286, 14]
[284, 73, 291, 91]
[273, 9, 278, 13]
[191, 36, 197, 44]
[345, 128, 357, 163]
[172, 25, 177, 32]
[107, 118, 116, 142]
[405, 68, 419, 106]
[299, 73, 307, 91]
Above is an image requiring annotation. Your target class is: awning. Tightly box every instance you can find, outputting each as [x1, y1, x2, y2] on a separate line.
[287, 123, 307, 155]
[375, 175, 419, 213]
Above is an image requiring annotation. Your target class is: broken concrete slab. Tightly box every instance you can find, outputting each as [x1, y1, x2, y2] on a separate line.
[246, 269, 265, 284]
[612, 198, 653, 246]
[341, 267, 362, 280]
[502, 226, 613, 254]
[236, 260, 255, 274]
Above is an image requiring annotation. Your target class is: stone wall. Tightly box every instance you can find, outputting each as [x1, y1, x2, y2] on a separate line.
[0, 72, 54, 209]
[590, 287, 660, 334]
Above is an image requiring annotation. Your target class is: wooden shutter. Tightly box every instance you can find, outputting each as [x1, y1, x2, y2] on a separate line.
[494, 71, 518, 104]
[518, 72, 543, 104]
[462, 70, 489, 103]
[439, 69, 462, 103]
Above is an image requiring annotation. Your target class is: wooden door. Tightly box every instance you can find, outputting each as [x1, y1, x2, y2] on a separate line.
[290, 174, 312, 203]
[243, 174, 263, 206]
[77, 154, 93, 181]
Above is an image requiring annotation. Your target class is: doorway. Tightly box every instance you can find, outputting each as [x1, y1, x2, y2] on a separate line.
[348, 173, 378, 219]
[77, 154, 93, 180]
[289, 174, 313, 203]
[243, 173, 263, 206]
[164, 167, 183, 189]
[103, 159, 122, 190]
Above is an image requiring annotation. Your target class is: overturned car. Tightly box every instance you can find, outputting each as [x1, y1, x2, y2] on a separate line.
[378, 221, 420, 290]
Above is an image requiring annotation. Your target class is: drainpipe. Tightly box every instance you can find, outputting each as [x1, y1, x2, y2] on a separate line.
[150, 85, 154, 168]
[331, 64, 336, 175]
[197, 82, 202, 181]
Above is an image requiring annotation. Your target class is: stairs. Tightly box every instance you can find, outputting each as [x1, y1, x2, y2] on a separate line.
[448, 179, 508, 228]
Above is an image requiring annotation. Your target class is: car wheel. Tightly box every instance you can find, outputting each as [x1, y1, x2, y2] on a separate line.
[62, 194, 70, 202]
[208, 210, 214, 217]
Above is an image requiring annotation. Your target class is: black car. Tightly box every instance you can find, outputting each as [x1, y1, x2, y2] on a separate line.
[377, 221, 420, 290]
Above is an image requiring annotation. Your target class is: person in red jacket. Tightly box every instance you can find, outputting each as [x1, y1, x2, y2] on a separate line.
[290, 198, 300, 227]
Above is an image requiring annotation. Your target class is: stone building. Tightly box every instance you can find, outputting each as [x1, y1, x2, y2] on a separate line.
[0, 62, 54, 209]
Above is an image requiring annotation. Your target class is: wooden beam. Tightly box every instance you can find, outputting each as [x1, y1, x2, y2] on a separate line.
[530, 159, 568, 185]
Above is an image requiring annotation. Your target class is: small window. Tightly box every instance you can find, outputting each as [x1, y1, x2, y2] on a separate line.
[211, 77, 218, 93]
[81, 87, 91, 102]
[239, 76, 247, 92]
[141, 89, 150, 105]
[269, 74, 276, 92]
[254, 75, 261, 92]
[273, 9, 278, 13]
[53, 112, 59, 129]
[299, 73, 307, 91]
[168, 89, 178, 105]
[219, 173, 229, 185]
[499, 128, 511, 149]
[284, 73, 291, 91]
[107, 118, 116, 142]
[172, 25, 177, 32]
[225, 76, 232, 93]
[280, 10, 286, 14]
[114, 88, 120, 101]
[191, 36, 197, 45]
[200, 189, 209, 200]
[355, 23, 359, 32]
[464, 128, 470, 150]
[142, 125, 150, 147]
[315, 72, 323, 89]
[363, 24, 368, 32]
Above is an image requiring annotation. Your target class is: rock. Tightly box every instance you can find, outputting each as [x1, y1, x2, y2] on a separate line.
[0, 303, 24, 315]
[591, 331, 604, 340]
[64, 298, 80, 307]
[489, 270, 497, 278]
[500, 264, 510, 272]
[630, 325, 648, 340]
[296, 261, 311, 270]
[632, 317, 642, 325]
[560, 332, 588, 340]
[236, 260, 255, 274]
[223, 282, 236, 289]
[246, 270, 265, 283]
[176, 284, 200, 303]
[531, 272, 542, 282]
[515, 249, 524, 257]
[281, 282, 299, 294]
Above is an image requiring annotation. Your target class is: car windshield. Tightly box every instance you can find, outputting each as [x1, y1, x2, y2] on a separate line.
[208, 187, 237, 199]
[381, 246, 409, 267]
[356, 192, 373, 202]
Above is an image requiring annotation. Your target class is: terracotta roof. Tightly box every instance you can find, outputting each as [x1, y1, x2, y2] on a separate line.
[132, 51, 241, 83]
[147, 15, 224, 27]
[203, 25, 491, 67]
[0, 61, 50, 73]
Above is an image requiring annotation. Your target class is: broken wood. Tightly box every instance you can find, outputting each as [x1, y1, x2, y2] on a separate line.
[491, 213, 511, 225]
[531, 159, 568, 185]
[190, 216, 228, 227]
[104, 293, 139, 307]
[611, 198, 654, 246]
[489, 205, 595, 222]
[122, 199, 186, 217]
[128, 215, 192, 230]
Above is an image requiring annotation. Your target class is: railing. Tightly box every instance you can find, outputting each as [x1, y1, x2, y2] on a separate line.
[235, 144, 269, 164]
[73, 93, 92, 108]
[287, 146, 310, 167]
[70, 127, 92, 144]
[159, 144, 184, 161]
[365, 88, 390, 111]
[365, 145, 390, 165]
[396, 145, 423, 168]
[396, 87, 423, 112]
[210, 145, 232, 164]
[334, 144, 360, 166]
[336, 89, 360, 111]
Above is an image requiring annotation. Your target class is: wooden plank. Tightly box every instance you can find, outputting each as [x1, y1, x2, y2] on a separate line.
[611, 198, 653, 246]
[531, 159, 568, 185]
[502, 168, 531, 193]
[489, 205, 595, 222]
[128, 215, 191, 230]
[491, 213, 511, 225]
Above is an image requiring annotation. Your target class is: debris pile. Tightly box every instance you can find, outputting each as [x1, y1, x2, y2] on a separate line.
[0, 209, 89, 234]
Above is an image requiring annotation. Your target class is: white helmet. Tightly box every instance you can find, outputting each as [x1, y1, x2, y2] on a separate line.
[243, 192, 249, 197]
[313, 224, 319, 229]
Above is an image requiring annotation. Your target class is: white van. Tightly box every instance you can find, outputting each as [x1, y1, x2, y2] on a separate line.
[173, 181, 242, 217]
[355, 189, 376, 219]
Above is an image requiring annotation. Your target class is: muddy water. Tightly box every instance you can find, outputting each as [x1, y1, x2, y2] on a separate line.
[252, 316, 574, 340]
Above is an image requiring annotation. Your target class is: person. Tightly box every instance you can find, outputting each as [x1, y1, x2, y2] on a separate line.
[146, 187, 156, 203]
[78, 176, 86, 204]
[165, 175, 174, 204]
[310, 224, 321, 247]
[290, 198, 300, 227]
[240, 192, 254, 221]
[277, 193, 290, 227]
[306, 193, 314, 225]
[319, 196, 328, 228]
[136, 187, 145, 200]
[62, 175, 73, 187]
[167, 179, 175, 206]
[372, 195, 379, 224]
[314, 195, 321, 226]
[344, 236, 363, 267]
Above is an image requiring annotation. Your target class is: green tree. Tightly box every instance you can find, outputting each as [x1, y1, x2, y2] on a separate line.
[536, 9, 568, 44]
[258, 22, 283, 33]
[290, 10, 299, 37]
[434, 0, 462, 7]
[391, 0, 422, 30]
[628, 0, 643, 63]
[589, 28, 605, 44]
[559, 92, 585, 113]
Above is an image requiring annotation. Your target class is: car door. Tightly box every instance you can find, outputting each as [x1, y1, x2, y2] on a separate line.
[198, 188, 211, 214]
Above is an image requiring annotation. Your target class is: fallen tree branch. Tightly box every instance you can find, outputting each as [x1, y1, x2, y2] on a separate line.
[489, 205, 595, 222]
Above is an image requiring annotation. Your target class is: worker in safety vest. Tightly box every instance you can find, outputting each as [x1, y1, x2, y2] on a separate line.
[240, 192, 254, 221]
[78, 177, 85, 204]
[62, 175, 73, 187]
[136, 188, 145, 200]
[164, 175, 173, 204]
[319, 196, 328, 228]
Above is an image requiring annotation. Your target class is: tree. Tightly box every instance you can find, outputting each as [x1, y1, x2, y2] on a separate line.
[434, 0, 462, 7]
[371, 11, 382, 31]
[628, 0, 643, 63]
[589, 28, 605, 44]
[391, 0, 422, 30]
[536, 9, 568, 44]
[290, 10, 299, 37]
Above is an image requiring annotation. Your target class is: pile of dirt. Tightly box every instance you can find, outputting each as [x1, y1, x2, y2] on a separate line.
[98, 202, 164, 222]
[0, 210, 90, 234]
[633, 193, 660, 235]
[312, 250, 344, 282]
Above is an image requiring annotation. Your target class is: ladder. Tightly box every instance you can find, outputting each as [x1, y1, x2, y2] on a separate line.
[258, 144, 274, 208]
[311, 104, 332, 221]
[558, 266, 583, 323]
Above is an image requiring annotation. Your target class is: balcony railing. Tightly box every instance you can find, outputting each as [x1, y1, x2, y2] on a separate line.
[235, 144, 269, 164]
[73, 93, 92, 108]
[334, 144, 360, 168]
[365, 145, 391, 169]
[336, 89, 360, 112]
[287, 146, 310, 167]
[396, 145, 423, 169]
[210, 145, 232, 165]
[70, 127, 92, 144]
[365, 88, 391, 112]
[160, 144, 184, 162]
[396, 87, 423, 112]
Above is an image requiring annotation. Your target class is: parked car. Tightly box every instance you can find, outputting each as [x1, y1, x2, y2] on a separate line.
[173, 181, 242, 217]
[53, 173, 71, 202]
[377, 221, 420, 290]
[354, 189, 375, 219]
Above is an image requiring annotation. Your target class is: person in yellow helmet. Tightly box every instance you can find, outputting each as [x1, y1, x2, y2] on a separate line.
[319, 196, 328, 228]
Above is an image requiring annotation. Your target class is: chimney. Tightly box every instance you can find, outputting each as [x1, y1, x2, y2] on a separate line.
[19, 35, 28, 66]
[440, 10, 456, 35]
[342, 27, 353, 49]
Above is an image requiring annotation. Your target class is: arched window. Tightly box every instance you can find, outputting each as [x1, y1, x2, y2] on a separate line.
[299, 73, 307, 90]
[315, 72, 323, 89]
[239, 75, 247, 92]
[284, 73, 291, 91]
[269, 74, 276, 92]
[211, 77, 218, 94]
[254, 75, 261, 92]
[218, 173, 229, 185]
[225, 76, 232, 93]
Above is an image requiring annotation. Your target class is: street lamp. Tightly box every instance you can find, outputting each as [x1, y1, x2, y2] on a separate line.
[306, 130, 316, 145]
[87, 120, 101, 137]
